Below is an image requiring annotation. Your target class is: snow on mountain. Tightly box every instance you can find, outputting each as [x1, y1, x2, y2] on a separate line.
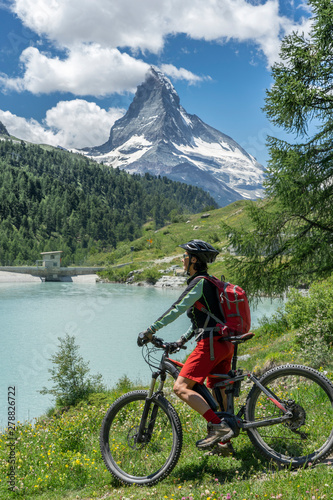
[81, 67, 265, 207]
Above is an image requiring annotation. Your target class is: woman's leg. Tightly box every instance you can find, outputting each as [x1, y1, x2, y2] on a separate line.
[173, 374, 234, 449]
[173, 376, 210, 415]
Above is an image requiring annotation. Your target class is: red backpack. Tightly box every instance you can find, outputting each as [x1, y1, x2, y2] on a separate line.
[194, 275, 251, 336]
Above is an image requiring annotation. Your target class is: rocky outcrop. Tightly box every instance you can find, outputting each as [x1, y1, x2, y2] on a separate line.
[154, 275, 187, 288]
[0, 121, 10, 136]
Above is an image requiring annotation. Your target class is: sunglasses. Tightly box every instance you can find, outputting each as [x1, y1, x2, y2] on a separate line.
[182, 253, 189, 259]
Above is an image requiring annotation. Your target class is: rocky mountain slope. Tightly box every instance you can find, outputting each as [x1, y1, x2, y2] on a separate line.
[81, 67, 265, 207]
[0, 121, 10, 136]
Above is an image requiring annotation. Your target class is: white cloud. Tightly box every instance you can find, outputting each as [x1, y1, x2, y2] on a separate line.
[11, 0, 312, 63]
[1, 45, 150, 96]
[171, 0, 312, 66]
[160, 64, 211, 84]
[0, 99, 125, 148]
[12, 0, 168, 53]
[0, 45, 209, 96]
[0, 110, 51, 143]
[2, 0, 313, 97]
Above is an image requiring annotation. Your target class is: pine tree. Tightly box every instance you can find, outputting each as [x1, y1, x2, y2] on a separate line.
[223, 0, 333, 296]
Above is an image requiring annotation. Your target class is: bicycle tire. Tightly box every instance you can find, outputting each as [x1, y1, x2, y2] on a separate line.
[245, 364, 333, 467]
[100, 390, 183, 486]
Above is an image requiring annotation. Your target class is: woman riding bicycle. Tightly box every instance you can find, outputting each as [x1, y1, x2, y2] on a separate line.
[137, 239, 235, 455]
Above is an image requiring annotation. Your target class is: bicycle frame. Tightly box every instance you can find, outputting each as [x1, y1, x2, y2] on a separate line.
[139, 340, 293, 439]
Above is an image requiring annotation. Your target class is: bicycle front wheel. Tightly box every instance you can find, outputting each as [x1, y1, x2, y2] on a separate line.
[100, 390, 182, 485]
[245, 364, 333, 467]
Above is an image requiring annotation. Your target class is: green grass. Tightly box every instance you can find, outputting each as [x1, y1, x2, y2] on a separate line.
[1, 382, 332, 500]
[2, 287, 332, 500]
[1, 344, 332, 499]
[90, 199, 256, 281]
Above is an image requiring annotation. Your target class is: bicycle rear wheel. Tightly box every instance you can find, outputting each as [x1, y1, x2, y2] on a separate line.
[245, 364, 333, 467]
[100, 390, 182, 485]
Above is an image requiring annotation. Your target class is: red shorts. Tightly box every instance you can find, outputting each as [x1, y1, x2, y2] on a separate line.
[179, 337, 234, 388]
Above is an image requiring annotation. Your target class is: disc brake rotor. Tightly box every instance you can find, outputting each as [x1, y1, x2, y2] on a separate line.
[127, 426, 148, 450]
[284, 402, 306, 431]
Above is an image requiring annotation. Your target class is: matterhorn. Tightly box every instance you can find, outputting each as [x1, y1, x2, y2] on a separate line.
[82, 67, 265, 207]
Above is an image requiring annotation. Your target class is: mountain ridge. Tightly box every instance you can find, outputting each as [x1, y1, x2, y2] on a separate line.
[81, 67, 265, 207]
[0, 121, 10, 136]
[0, 138, 217, 265]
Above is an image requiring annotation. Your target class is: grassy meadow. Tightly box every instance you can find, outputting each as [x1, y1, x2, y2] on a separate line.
[1, 317, 332, 500]
[2, 200, 332, 499]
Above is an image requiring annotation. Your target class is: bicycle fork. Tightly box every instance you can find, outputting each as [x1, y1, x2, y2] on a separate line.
[136, 372, 166, 444]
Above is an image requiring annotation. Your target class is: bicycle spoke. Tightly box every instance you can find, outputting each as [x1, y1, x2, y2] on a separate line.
[110, 400, 173, 475]
[100, 391, 182, 484]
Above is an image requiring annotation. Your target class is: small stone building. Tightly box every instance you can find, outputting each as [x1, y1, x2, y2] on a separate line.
[40, 251, 63, 269]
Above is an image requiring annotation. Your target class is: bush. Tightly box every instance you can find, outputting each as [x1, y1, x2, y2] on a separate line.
[99, 264, 134, 282]
[114, 374, 135, 393]
[295, 314, 332, 368]
[113, 243, 132, 259]
[131, 239, 146, 251]
[139, 266, 161, 284]
[40, 334, 106, 407]
[285, 276, 333, 367]
[285, 276, 333, 332]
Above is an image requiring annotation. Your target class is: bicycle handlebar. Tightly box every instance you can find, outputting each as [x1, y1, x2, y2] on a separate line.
[150, 336, 187, 353]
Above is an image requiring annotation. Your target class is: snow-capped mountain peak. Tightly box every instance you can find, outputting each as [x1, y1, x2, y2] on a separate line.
[81, 66, 265, 206]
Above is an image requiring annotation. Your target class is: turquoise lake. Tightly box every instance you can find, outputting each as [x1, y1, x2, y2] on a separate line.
[1, 281, 282, 429]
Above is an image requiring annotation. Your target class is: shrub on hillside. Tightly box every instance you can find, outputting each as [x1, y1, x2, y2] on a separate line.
[99, 264, 134, 282]
[296, 314, 332, 368]
[139, 266, 161, 284]
[285, 276, 333, 367]
[40, 334, 106, 407]
[285, 276, 333, 334]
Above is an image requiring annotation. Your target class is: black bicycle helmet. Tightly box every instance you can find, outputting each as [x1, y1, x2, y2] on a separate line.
[179, 239, 219, 264]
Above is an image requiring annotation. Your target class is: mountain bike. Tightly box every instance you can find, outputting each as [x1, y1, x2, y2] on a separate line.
[100, 333, 333, 486]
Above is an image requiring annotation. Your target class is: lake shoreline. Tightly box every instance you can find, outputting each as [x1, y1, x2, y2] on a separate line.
[0, 271, 98, 283]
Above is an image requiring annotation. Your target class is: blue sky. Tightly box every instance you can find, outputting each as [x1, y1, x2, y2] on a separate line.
[0, 0, 313, 166]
